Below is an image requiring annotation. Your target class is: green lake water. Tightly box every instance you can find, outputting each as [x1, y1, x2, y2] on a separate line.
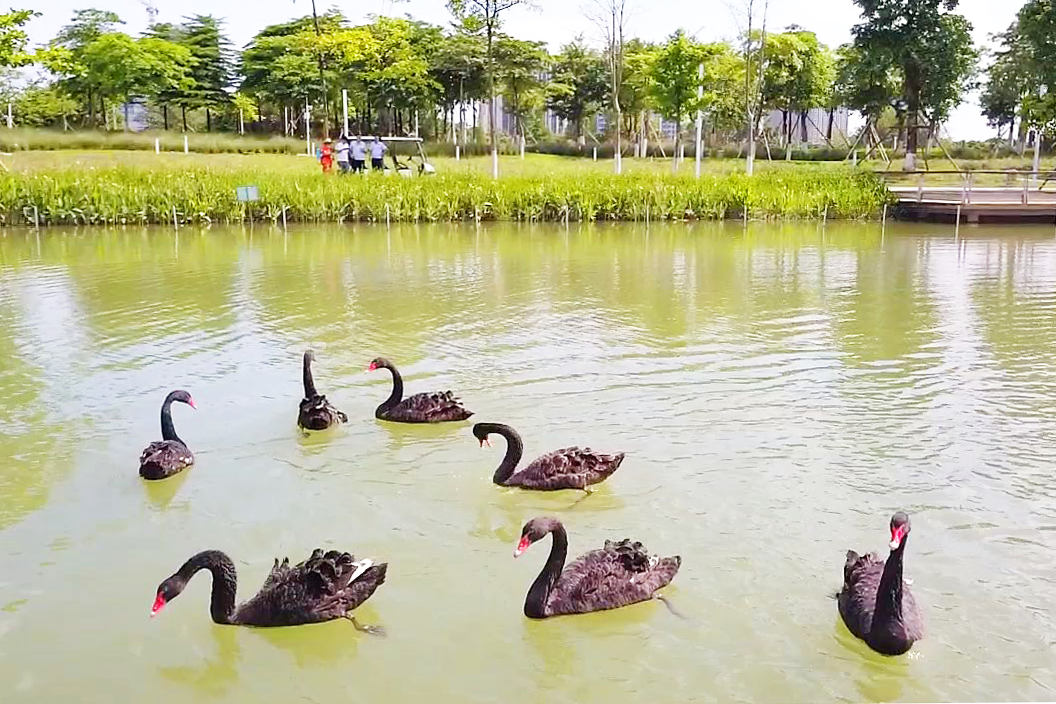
[0, 222, 1054, 702]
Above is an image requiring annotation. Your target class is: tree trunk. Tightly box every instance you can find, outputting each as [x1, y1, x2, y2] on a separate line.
[672, 116, 681, 173]
[827, 107, 834, 141]
[487, 16, 498, 178]
[903, 62, 921, 171]
[615, 106, 622, 174]
[206, 108, 211, 132]
[163, 104, 169, 130]
[182, 105, 187, 132]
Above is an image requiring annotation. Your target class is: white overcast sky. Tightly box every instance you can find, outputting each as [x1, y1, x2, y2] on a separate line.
[29, 0, 1019, 139]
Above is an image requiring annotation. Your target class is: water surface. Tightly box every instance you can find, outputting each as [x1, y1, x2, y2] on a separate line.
[1, 222, 1055, 702]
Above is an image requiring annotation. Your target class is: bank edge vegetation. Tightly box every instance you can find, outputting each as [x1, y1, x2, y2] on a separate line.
[1, 166, 891, 225]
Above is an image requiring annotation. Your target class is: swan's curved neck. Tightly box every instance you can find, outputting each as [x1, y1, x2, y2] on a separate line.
[160, 397, 183, 445]
[376, 364, 404, 415]
[178, 550, 238, 624]
[488, 425, 524, 485]
[303, 354, 319, 398]
[525, 524, 567, 618]
[872, 538, 906, 631]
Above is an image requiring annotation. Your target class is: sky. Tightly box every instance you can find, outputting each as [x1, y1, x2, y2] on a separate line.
[28, 0, 1020, 139]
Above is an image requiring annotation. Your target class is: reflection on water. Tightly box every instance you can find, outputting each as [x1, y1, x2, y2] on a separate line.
[1, 222, 1056, 702]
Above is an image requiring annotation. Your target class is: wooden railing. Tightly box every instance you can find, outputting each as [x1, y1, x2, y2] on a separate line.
[878, 170, 1056, 206]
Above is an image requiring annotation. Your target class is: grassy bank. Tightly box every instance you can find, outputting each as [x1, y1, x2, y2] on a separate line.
[1, 152, 890, 225]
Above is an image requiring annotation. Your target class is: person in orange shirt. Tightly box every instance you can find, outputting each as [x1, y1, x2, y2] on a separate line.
[320, 138, 334, 173]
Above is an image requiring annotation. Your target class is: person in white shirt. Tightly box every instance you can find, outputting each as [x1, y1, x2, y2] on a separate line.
[370, 137, 388, 171]
[350, 137, 367, 173]
[335, 135, 350, 173]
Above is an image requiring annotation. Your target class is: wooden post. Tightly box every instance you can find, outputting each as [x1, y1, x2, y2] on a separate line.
[183, 135, 188, 154]
[155, 138, 160, 154]
[593, 147, 597, 161]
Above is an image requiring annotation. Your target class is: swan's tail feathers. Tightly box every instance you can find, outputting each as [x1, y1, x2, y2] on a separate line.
[655, 555, 682, 587]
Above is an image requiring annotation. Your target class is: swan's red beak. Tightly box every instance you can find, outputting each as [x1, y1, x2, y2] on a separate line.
[367, 362, 377, 371]
[889, 525, 906, 550]
[514, 536, 531, 557]
[479, 437, 492, 448]
[151, 594, 167, 617]
[187, 399, 197, 410]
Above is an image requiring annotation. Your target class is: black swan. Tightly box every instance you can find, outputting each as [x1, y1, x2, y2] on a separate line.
[367, 357, 473, 423]
[298, 350, 348, 430]
[838, 511, 924, 655]
[151, 548, 387, 633]
[514, 517, 681, 618]
[139, 390, 196, 480]
[473, 423, 625, 491]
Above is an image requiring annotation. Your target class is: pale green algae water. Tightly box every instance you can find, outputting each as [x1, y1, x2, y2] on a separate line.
[0, 222, 1054, 703]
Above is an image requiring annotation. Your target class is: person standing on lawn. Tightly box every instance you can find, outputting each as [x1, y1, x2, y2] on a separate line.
[371, 137, 387, 172]
[320, 138, 334, 173]
[335, 134, 350, 174]
[350, 136, 367, 173]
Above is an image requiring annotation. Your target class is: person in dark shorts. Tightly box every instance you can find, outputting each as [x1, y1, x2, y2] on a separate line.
[350, 137, 366, 173]
[371, 136, 387, 171]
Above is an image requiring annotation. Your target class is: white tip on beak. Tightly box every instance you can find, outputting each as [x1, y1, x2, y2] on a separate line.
[889, 539, 900, 550]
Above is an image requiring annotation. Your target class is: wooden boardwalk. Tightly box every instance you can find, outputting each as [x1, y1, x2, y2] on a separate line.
[887, 172, 1056, 224]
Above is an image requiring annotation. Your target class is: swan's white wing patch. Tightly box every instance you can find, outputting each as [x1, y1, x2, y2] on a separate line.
[347, 558, 374, 585]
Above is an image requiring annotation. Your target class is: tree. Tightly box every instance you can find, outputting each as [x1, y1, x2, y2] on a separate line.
[431, 25, 487, 143]
[547, 38, 607, 139]
[0, 9, 38, 68]
[761, 30, 835, 153]
[180, 15, 235, 132]
[1015, 0, 1056, 139]
[586, 0, 631, 172]
[447, 0, 534, 177]
[493, 35, 547, 145]
[48, 8, 125, 126]
[647, 30, 706, 165]
[78, 33, 194, 129]
[10, 82, 79, 128]
[980, 22, 1032, 145]
[850, 0, 978, 170]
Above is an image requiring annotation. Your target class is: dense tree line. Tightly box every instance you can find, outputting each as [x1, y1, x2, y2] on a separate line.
[1, 1, 992, 170]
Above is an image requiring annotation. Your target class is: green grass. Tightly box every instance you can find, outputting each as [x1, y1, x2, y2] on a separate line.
[0, 150, 891, 226]
[0, 128, 306, 155]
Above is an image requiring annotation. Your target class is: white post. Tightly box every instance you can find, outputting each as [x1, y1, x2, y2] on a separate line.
[455, 145, 460, 161]
[852, 150, 858, 167]
[172, 205, 178, 230]
[239, 109, 244, 135]
[1033, 128, 1042, 186]
[520, 135, 525, 159]
[183, 135, 188, 154]
[305, 96, 311, 156]
[342, 89, 349, 136]
[155, 138, 160, 154]
[6, 101, 10, 129]
[593, 147, 597, 161]
[694, 62, 704, 178]
[284, 106, 289, 137]
[414, 110, 419, 138]
[491, 148, 499, 179]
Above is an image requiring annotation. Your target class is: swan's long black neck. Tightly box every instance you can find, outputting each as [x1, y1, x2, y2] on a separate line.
[376, 363, 404, 415]
[303, 353, 319, 398]
[524, 524, 567, 619]
[160, 397, 183, 445]
[178, 550, 238, 624]
[872, 538, 906, 631]
[486, 424, 524, 485]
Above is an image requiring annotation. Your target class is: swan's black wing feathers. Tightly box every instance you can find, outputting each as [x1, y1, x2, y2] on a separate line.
[384, 390, 473, 423]
[546, 539, 680, 616]
[298, 394, 347, 430]
[139, 440, 194, 480]
[510, 447, 625, 490]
